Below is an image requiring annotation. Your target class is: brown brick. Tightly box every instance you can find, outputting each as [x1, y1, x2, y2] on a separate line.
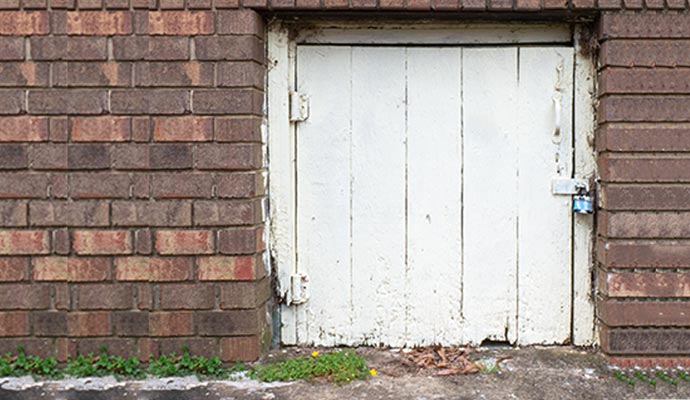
[601, 185, 690, 210]
[460, 0, 486, 9]
[187, 0, 211, 7]
[596, 0, 620, 8]
[33, 257, 110, 282]
[71, 117, 131, 142]
[77, 284, 133, 310]
[73, 230, 132, 255]
[599, 300, 690, 327]
[194, 144, 262, 170]
[196, 310, 257, 336]
[0, 173, 49, 198]
[115, 256, 193, 281]
[132, 117, 150, 142]
[192, 89, 263, 115]
[159, 284, 215, 310]
[219, 279, 269, 309]
[76, 338, 137, 358]
[0, 63, 49, 87]
[29, 201, 109, 226]
[0, 201, 26, 226]
[149, 144, 192, 170]
[571, 0, 594, 6]
[0, 144, 26, 169]
[69, 173, 130, 199]
[0, 284, 50, 309]
[152, 117, 212, 142]
[135, 62, 213, 87]
[149, 311, 193, 336]
[103, 145, 147, 170]
[667, 0, 685, 8]
[599, 123, 690, 152]
[197, 255, 260, 281]
[214, 117, 261, 142]
[76, 0, 102, 8]
[54, 63, 131, 88]
[148, 11, 213, 35]
[0, 230, 49, 255]
[0, 89, 23, 115]
[0, 37, 24, 61]
[31, 37, 106, 61]
[159, 338, 217, 358]
[159, 0, 184, 8]
[218, 227, 261, 255]
[49, 117, 69, 142]
[600, 156, 690, 183]
[217, 10, 264, 37]
[600, 211, 690, 238]
[67, 144, 110, 170]
[53, 283, 70, 310]
[0, 312, 29, 336]
[601, 326, 690, 355]
[487, 0, 511, 8]
[0, 257, 28, 281]
[131, 174, 149, 199]
[28, 90, 107, 115]
[32, 311, 67, 336]
[598, 13, 690, 39]
[193, 200, 261, 226]
[29, 144, 67, 170]
[195, 36, 264, 62]
[323, 0, 346, 8]
[68, 312, 111, 336]
[52, 228, 70, 255]
[49, 174, 69, 198]
[216, 172, 264, 198]
[155, 230, 214, 255]
[113, 311, 149, 336]
[113, 37, 189, 61]
[220, 336, 259, 361]
[215, 0, 239, 7]
[0, 117, 47, 142]
[134, 228, 151, 254]
[542, 0, 565, 7]
[644, 0, 663, 7]
[406, 0, 431, 8]
[622, 0, 642, 7]
[0, 338, 52, 357]
[600, 40, 690, 68]
[599, 269, 690, 298]
[217, 62, 264, 89]
[0, 11, 48, 35]
[600, 96, 690, 123]
[599, 239, 690, 268]
[151, 173, 213, 198]
[66, 11, 131, 35]
[600, 69, 690, 95]
[112, 201, 191, 226]
[111, 90, 190, 115]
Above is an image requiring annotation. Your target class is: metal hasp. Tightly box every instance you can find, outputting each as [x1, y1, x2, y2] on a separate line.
[289, 273, 309, 305]
[289, 92, 310, 122]
[551, 178, 589, 195]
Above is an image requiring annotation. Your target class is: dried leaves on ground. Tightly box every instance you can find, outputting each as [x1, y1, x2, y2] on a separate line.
[402, 346, 480, 376]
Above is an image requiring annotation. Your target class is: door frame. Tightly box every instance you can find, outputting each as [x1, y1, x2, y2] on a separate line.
[266, 20, 598, 346]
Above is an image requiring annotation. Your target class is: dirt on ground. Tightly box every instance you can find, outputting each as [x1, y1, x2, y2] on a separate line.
[0, 346, 684, 399]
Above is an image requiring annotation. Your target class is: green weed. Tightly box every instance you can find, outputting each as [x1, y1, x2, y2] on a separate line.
[613, 371, 635, 387]
[147, 346, 244, 379]
[64, 346, 143, 378]
[249, 350, 369, 384]
[0, 346, 60, 378]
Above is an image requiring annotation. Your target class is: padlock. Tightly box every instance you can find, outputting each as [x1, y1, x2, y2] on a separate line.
[573, 194, 594, 214]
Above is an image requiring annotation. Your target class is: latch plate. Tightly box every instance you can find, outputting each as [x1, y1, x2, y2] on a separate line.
[552, 178, 589, 195]
[290, 273, 309, 305]
[289, 92, 309, 122]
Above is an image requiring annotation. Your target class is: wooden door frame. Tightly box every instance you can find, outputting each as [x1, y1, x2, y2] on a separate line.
[266, 21, 597, 346]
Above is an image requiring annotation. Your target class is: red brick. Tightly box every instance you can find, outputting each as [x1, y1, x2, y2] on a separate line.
[600, 40, 690, 68]
[33, 257, 110, 281]
[194, 144, 262, 170]
[71, 117, 131, 142]
[0, 284, 50, 309]
[49, 117, 68, 142]
[220, 336, 260, 361]
[0, 312, 29, 336]
[0, 63, 49, 87]
[599, 155, 690, 182]
[78, 284, 133, 310]
[599, 300, 690, 327]
[599, 269, 690, 298]
[214, 117, 262, 142]
[149, 311, 193, 336]
[54, 283, 70, 310]
[52, 228, 70, 255]
[159, 284, 215, 310]
[159, 0, 185, 8]
[115, 256, 193, 281]
[598, 123, 690, 152]
[217, 10, 264, 37]
[0, 257, 28, 281]
[72, 230, 132, 255]
[29, 201, 109, 227]
[135, 62, 214, 87]
[69, 173, 130, 199]
[407, 0, 432, 9]
[0, 11, 48, 35]
[0, 230, 49, 255]
[151, 173, 213, 199]
[66, 11, 131, 35]
[216, 172, 264, 198]
[68, 312, 111, 337]
[152, 117, 212, 142]
[598, 239, 690, 268]
[148, 11, 214, 35]
[112, 201, 192, 226]
[542, 0, 566, 7]
[219, 279, 269, 309]
[195, 310, 257, 336]
[134, 228, 152, 254]
[197, 255, 260, 281]
[137, 338, 157, 361]
[193, 200, 262, 226]
[132, 117, 150, 142]
[601, 325, 690, 356]
[487, 0, 511, 8]
[155, 230, 214, 255]
[0, 117, 48, 142]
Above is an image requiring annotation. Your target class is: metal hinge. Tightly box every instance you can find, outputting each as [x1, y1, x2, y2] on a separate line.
[289, 92, 310, 122]
[289, 273, 309, 305]
[551, 178, 589, 195]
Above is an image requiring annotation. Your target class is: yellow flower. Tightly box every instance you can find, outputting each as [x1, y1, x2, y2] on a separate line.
[311, 351, 319, 357]
[369, 368, 377, 376]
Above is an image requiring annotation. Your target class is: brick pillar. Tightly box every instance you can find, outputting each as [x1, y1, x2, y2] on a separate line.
[0, 8, 269, 361]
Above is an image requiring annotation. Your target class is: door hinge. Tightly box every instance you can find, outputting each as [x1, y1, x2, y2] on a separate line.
[289, 92, 310, 122]
[551, 178, 589, 195]
[289, 273, 310, 305]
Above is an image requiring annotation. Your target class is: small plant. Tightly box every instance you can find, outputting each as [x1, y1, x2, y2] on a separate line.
[475, 360, 499, 374]
[249, 349, 369, 384]
[147, 346, 244, 379]
[0, 346, 60, 378]
[634, 371, 657, 387]
[613, 371, 635, 387]
[655, 371, 678, 386]
[678, 371, 690, 382]
[64, 347, 143, 378]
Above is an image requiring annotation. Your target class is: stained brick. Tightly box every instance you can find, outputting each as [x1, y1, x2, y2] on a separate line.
[599, 269, 690, 298]
[78, 284, 133, 310]
[154, 230, 214, 255]
[150, 144, 192, 170]
[218, 227, 262, 254]
[149, 311, 193, 336]
[31, 37, 107, 61]
[32, 311, 67, 336]
[132, 117, 150, 142]
[192, 90, 263, 115]
[54, 63, 131, 88]
[112, 37, 189, 61]
[599, 300, 690, 327]
[159, 284, 215, 310]
[600, 211, 690, 239]
[0, 257, 28, 281]
[195, 36, 264, 62]
[68, 144, 111, 170]
[0, 117, 48, 142]
[598, 123, 690, 152]
[29, 201, 109, 226]
[152, 117, 213, 142]
[111, 90, 190, 115]
[52, 228, 70, 255]
[193, 200, 261, 226]
[196, 310, 257, 336]
[0, 230, 49, 254]
[71, 117, 131, 142]
[601, 185, 690, 210]
[148, 11, 214, 35]
[49, 117, 69, 142]
[599, 156, 690, 182]
[0, 11, 49, 35]
[113, 311, 149, 336]
[219, 278, 269, 309]
[600, 40, 690, 68]
[33, 257, 110, 281]
[29, 90, 107, 115]
[220, 336, 260, 361]
[67, 312, 111, 336]
[76, 338, 137, 357]
[0, 63, 49, 87]
[65, 11, 131, 35]
[134, 228, 151, 254]
[72, 230, 132, 255]
[135, 62, 214, 87]
[0, 90, 24, 115]
[111, 201, 191, 226]
[0, 37, 24, 61]
[217, 10, 264, 37]
[216, 172, 264, 198]
[0, 284, 50, 309]
[601, 327, 690, 355]
[194, 144, 262, 170]
[159, 338, 217, 358]
[600, 13, 690, 39]
[151, 173, 213, 199]
[69, 173, 130, 199]
[600, 69, 690, 95]
[0, 145, 27, 169]
[214, 117, 262, 142]
[197, 255, 260, 281]
[30, 144, 67, 170]
[0, 312, 29, 336]
[115, 256, 193, 281]
[0, 339, 52, 358]
[105, 144, 146, 169]
[598, 239, 690, 268]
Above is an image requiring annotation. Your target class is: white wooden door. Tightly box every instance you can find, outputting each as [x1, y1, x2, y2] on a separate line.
[293, 45, 574, 346]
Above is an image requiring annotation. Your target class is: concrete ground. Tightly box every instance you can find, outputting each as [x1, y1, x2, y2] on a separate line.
[0, 346, 682, 399]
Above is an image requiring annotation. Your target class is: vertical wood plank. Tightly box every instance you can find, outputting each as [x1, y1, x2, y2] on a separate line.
[461, 47, 519, 344]
[295, 46, 354, 345]
[350, 47, 407, 346]
[516, 47, 574, 344]
[406, 47, 464, 345]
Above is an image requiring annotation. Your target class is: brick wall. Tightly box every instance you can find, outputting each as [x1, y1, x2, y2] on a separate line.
[598, 11, 690, 359]
[0, 6, 270, 361]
